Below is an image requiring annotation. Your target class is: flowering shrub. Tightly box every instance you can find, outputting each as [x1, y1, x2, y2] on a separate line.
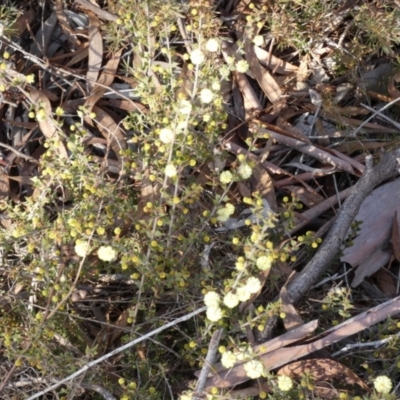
[1, 0, 399, 399]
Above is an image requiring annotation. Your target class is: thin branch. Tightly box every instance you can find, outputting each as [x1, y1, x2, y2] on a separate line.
[26, 307, 206, 400]
[0, 142, 39, 163]
[193, 329, 223, 399]
[332, 331, 400, 357]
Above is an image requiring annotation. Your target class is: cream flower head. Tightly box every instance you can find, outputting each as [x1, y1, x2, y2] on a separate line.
[245, 277, 262, 294]
[221, 351, 236, 369]
[190, 49, 205, 65]
[200, 88, 214, 104]
[277, 375, 293, 391]
[75, 241, 90, 258]
[165, 164, 177, 177]
[159, 128, 174, 144]
[98, 245, 117, 262]
[256, 255, 272, 271]
[236, 60, 249, 73]
[205, 38, 220, 52]
[244, 360, 264, 379]
[220, 170, 233, 184]
[178, 100, 192, 115]
[206, 306, 223, 322]
[238, 163, 252, 179]
[236, 286, 251, 302]
[374, 375, 392, 394]
[204, 291, 221, 307]
[223, 292, 239, 308]
[253, 35, 264, 46]
[216, 203, 235, 222]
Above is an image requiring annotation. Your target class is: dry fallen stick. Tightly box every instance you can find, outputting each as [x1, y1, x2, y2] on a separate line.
[25, 307, 206, 400]
[193, 328, 223, 399]
[286, 148, 400, 304]
[258, 148, 400, 341]
[7, 378, 116, 400]
[203, 295, 400, 389]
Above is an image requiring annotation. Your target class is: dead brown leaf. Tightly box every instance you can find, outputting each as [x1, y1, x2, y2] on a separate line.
[375, 269, 397, 298]
[341, 178, 400, 287]
[251, 164, 277, 212]
[232, 70, 261, 117]
[284, 185, 325, 208]
[11, 8, 36, 37]
[262, 128, 355, 174]
[388, 72, 400, 100]
[319, 146, 365, 175]
[256, 117, 311, 144]
[91, 105, 127, 160]
[0, 171, 10, 202]
[253, 46, 298, 75]
[75, 0, 118, 22]
[87, 15, 103, 91]
[280, 286, 304, 330]
[29, 88, 68, 158]
[305, 103, 398, 134]
[65, 43, 89, 67]
[55, 0, 81, 48]
[97, 99, 147, 113]
[244, 39, 282, 106]
[277, 358, 369, 391]
[392, 210, 400, 262]
[30, 11, 58, 58]
[85, 48, 123, 112]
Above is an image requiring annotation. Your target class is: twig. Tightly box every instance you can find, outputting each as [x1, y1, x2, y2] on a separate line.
[332, 331, 400, 357]
[0, 364, 17, 394]
[361, 103, 400, 131]
[6, 378, 116, 400]
[26, 307, 206, 400]
[79, 383, 117, 400]
[0, 142, 38, 163]
[286, 149, 400, 304]
[311, 267, 353, 290]
[351, 96, 400, 137]
[193, 329, 223, 399]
